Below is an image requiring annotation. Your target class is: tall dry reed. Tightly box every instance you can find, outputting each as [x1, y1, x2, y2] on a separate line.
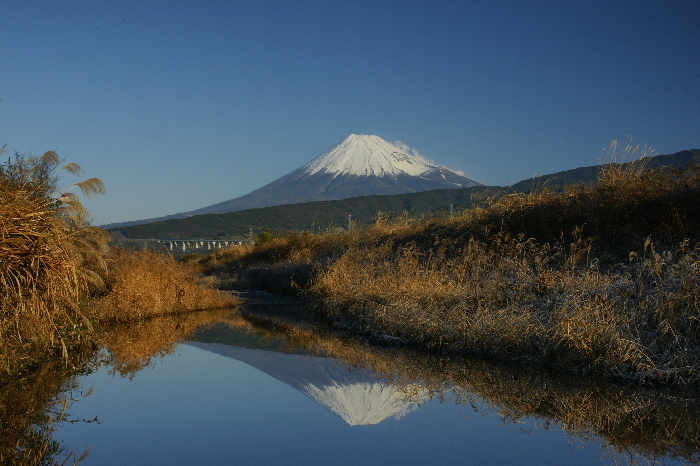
[0, 151, 109, 370]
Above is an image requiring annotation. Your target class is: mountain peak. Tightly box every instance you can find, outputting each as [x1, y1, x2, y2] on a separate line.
[102, 134, 482, 228]
[301, 134, 436, 178]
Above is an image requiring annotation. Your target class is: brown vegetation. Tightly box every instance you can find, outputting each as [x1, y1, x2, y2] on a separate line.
[0, 150, 109, 373]
[89, 248, 236, 322]
[202, 141, 700, 388]
[0, 149, 239, 378]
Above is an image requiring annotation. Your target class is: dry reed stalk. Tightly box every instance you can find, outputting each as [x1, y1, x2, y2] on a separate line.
[598, 137, 656, 185]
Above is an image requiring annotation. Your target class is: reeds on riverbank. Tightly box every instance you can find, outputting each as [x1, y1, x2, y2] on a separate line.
[0, 150, 239, 378]
[0, 151, 110, 373]
[310, 232, 700, 386]
[202, 142, 700, 388]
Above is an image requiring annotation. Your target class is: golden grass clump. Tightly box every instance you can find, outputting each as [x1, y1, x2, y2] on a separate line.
[90, 248, 238, 322]
[0, 150, 109, 369]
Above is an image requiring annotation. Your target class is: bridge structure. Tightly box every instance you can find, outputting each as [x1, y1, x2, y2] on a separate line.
[159, 239, 246, 252]
[111, 238, 247, 254]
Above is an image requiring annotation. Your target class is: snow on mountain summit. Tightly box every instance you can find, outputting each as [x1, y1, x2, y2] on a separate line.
[302, 134, 438, 178]
[102, 134, 482, 228]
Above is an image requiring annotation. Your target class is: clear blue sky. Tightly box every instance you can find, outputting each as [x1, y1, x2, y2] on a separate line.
[2, 1, 699, 225]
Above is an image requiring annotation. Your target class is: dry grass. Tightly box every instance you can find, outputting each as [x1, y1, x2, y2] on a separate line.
[89, 248, 238, 322]
[0, 151, 110, 373]
[309, 233, 700, 385]
[199, 216, 421, 295]
[204, 141, 700, 388]
[0, 150, 240, 378]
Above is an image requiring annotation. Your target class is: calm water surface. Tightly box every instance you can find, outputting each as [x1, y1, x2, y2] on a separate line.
[46, 309, 695, 465]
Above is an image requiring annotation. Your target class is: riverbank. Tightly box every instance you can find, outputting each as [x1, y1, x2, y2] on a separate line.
[0, 151, 238, 379]
[200, 155, 700, 389]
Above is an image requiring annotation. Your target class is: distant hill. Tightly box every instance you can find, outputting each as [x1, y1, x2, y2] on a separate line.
[512, 149, 700, 191]
[109, 149, 699, 240]
[110, 186, 501, 239]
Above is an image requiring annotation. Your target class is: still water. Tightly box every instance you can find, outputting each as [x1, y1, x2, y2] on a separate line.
[44, 307, 697, 465]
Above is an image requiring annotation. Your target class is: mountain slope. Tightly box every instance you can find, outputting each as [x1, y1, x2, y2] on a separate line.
[183, 134, 480, 214]
[103, 135, 480, 229]
[109, 149, 699, 239]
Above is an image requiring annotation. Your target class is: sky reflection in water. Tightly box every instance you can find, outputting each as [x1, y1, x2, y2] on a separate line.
[53, 336, 666, 466]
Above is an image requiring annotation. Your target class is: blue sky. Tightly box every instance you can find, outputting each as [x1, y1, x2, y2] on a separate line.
[2, 1, 699, 225]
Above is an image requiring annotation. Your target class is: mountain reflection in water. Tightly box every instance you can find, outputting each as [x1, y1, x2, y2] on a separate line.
[7, 303, 700, 465]
[186, 341, 426, 426]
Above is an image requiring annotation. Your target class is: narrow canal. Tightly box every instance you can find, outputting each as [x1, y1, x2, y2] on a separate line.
[16, 298, 700, 465]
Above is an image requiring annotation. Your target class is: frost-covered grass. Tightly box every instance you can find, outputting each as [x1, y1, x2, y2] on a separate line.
[310, 233, 700, 387]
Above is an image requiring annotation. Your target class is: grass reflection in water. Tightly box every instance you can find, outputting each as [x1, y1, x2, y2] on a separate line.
[0, 307, 241, 464]
[235, 308, 700, 465]
[3, 303, 700, 465]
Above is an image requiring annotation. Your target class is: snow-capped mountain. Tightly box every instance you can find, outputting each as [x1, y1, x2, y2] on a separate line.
[185, 134, 480, 216]
[103, 134, 480, 228]
[185, 341, 427, 426]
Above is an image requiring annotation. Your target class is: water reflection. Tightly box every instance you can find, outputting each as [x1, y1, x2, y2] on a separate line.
[187, 341, 427, 426]
[0, 308, 239, 465]
[96, 308, 243, 378]
[0, 352, 96, 465]
[3, 301, 700, 465]
[199, 308, 700, 465]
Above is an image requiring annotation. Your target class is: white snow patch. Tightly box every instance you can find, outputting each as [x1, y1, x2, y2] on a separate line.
[305, 381, 426, 426]
[302, 134, 436, 178]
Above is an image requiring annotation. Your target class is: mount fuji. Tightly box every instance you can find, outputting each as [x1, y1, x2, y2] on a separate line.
[104, 134, 480, 228]
[196, 134, 481, 214]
